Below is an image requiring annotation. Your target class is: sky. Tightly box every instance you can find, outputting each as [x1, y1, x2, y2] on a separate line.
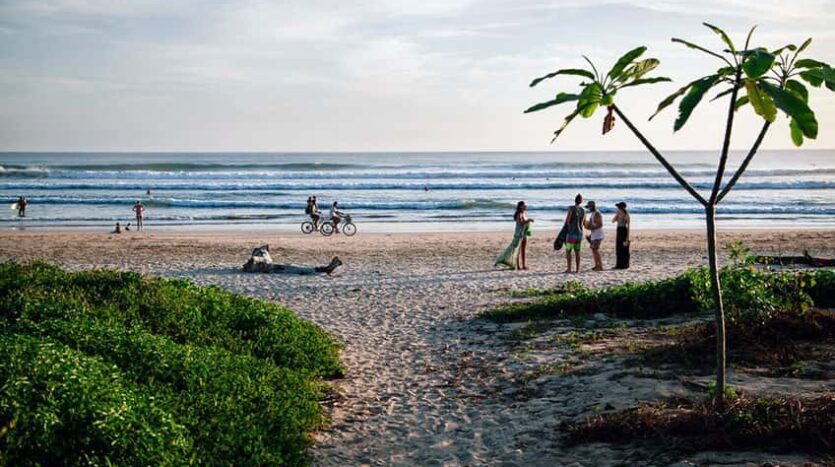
[0, 0, 834, 152]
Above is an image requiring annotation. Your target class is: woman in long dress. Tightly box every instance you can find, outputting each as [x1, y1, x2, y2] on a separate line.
[612, 201, 631, 269]
[495, 201, 534, 270]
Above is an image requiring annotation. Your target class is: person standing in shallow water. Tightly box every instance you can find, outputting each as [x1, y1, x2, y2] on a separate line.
[563, 194, 585, 273]
[16, 196, 27, 217]
[133, 201, 145, 231]
[612, 202, 631, 269]
[495, 201, 534, 270]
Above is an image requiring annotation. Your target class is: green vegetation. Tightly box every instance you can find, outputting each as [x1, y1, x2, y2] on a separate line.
[563, 393, 835, 455]
[0, 261, 343, 466]
[484, 268, 834, 323]
[526, 21, 835, 398]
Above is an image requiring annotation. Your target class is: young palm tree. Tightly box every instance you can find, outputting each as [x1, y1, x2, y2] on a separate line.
[525, 23, 834, 400]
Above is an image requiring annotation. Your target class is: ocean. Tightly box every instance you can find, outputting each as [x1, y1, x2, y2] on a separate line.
[1, 150, 833, 232]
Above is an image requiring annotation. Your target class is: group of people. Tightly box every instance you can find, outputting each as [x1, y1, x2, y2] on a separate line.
[305, 196, 348, 233]
[112, 200, 145, 234]
[496, 193, 631, 272]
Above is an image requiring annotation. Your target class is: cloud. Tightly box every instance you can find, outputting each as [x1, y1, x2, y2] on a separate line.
[0, 0, 833, 150]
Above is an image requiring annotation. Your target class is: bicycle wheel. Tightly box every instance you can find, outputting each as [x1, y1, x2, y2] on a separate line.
[342, 222, 357, 236]
[301, 221, 314, 234]
[320, 222, 334, 236]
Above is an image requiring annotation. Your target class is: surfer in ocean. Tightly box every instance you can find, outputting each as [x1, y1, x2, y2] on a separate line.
[15, 196, 27, 217]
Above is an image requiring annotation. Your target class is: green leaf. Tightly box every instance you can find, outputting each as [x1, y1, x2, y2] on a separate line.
[771, 44, 797, 55]
[760, 81, 818, 139]
[710, 86, 734, 102]
[797, 37, 812, 53]
[529, 69, 595, 87]
[741, 50, 775, 78]
[734, 95, 749, 111]
[785, 79, 808, 102]
[618, 77, 672, 89]
[744, 80, 776, 122]
[799, 69, 824, 87]
[674, 74, 721, 131]
[600, 93, 614, 106]
[607, 46, 647, 80]
[671, 38, 728, 62]
[789, 119, 804, 146]
[703, 22, 736, 53]
[550, 108, 582, 143]
[794, 58, 828, 69]
[650, 76, 707, 120]
[799, 67, 835, 89]
[524, 93, 580, 113]
[578, 82, 602, 118]
[616, 59, 660, 83]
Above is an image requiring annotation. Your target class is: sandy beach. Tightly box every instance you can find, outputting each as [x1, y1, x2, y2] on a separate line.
[2, 228, 834, 465]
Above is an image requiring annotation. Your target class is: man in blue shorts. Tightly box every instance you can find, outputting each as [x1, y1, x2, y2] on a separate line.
[563, 193, 586, 273]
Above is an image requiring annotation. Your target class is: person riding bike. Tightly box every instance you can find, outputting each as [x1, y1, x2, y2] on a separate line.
[330, 201, 346, 233]
[306, 196, 321, 230]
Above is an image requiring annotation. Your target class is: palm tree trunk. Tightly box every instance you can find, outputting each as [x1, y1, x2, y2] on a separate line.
[705, 203, 726, 400]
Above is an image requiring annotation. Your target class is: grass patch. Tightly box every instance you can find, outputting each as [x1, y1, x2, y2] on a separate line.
[0, 261, 343, 466]
[643, 308, 835, 373]
[563, 393, 835, 455]
[484, 268, 835, 323]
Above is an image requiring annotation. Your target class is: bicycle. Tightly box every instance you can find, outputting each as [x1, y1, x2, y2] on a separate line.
[301, 214, 357, 236]
[321, 214, 356, 237]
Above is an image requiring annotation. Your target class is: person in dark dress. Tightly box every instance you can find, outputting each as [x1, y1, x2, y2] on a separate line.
[612, 201, 631, 269]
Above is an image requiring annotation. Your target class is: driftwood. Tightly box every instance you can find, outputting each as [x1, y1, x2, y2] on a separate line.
[753, 250, 835, 268]
[242, 245, 342, 275]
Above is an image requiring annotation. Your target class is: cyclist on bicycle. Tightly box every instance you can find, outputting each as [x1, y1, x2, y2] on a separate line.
[331, 201, 346, 233]
[306, 196, 322, 230]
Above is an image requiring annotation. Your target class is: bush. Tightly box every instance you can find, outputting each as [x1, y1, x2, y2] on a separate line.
[0, 262, 343, 465]
[0, 333, 191, 466]
[484, 267, 834, 323]
[563, 393, 835, 454]
[0, 262, 342, 378]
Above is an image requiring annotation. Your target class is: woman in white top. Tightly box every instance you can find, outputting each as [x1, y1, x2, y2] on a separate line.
[584, 200, 604, 271]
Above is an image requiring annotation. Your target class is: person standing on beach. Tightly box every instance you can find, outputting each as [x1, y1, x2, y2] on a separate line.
[495, 201, 534, 270]
[612, 202, 631, 269]
[584, 200, 604, 271]
[133, 201, 145, 231]
[563, 194, 585, 273]
[16, 196, 27, 217]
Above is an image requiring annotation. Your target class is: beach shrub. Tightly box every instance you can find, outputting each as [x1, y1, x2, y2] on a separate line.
[563, 393, 835, 454]
[483, 272, 699, 322]
[0, 333, 191, 466]
[0, 261, 343, 466]
[0, 262, 342, 378]
[485, 268, 833, 323]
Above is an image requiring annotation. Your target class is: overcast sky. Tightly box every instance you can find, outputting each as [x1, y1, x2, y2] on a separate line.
[1, 0, 833, 152]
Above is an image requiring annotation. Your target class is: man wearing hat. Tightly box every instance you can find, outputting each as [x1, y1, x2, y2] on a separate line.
[584, 200, 605, 271]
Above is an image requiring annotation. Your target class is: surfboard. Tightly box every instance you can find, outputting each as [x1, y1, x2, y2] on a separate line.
[11, 203, 18, 211]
